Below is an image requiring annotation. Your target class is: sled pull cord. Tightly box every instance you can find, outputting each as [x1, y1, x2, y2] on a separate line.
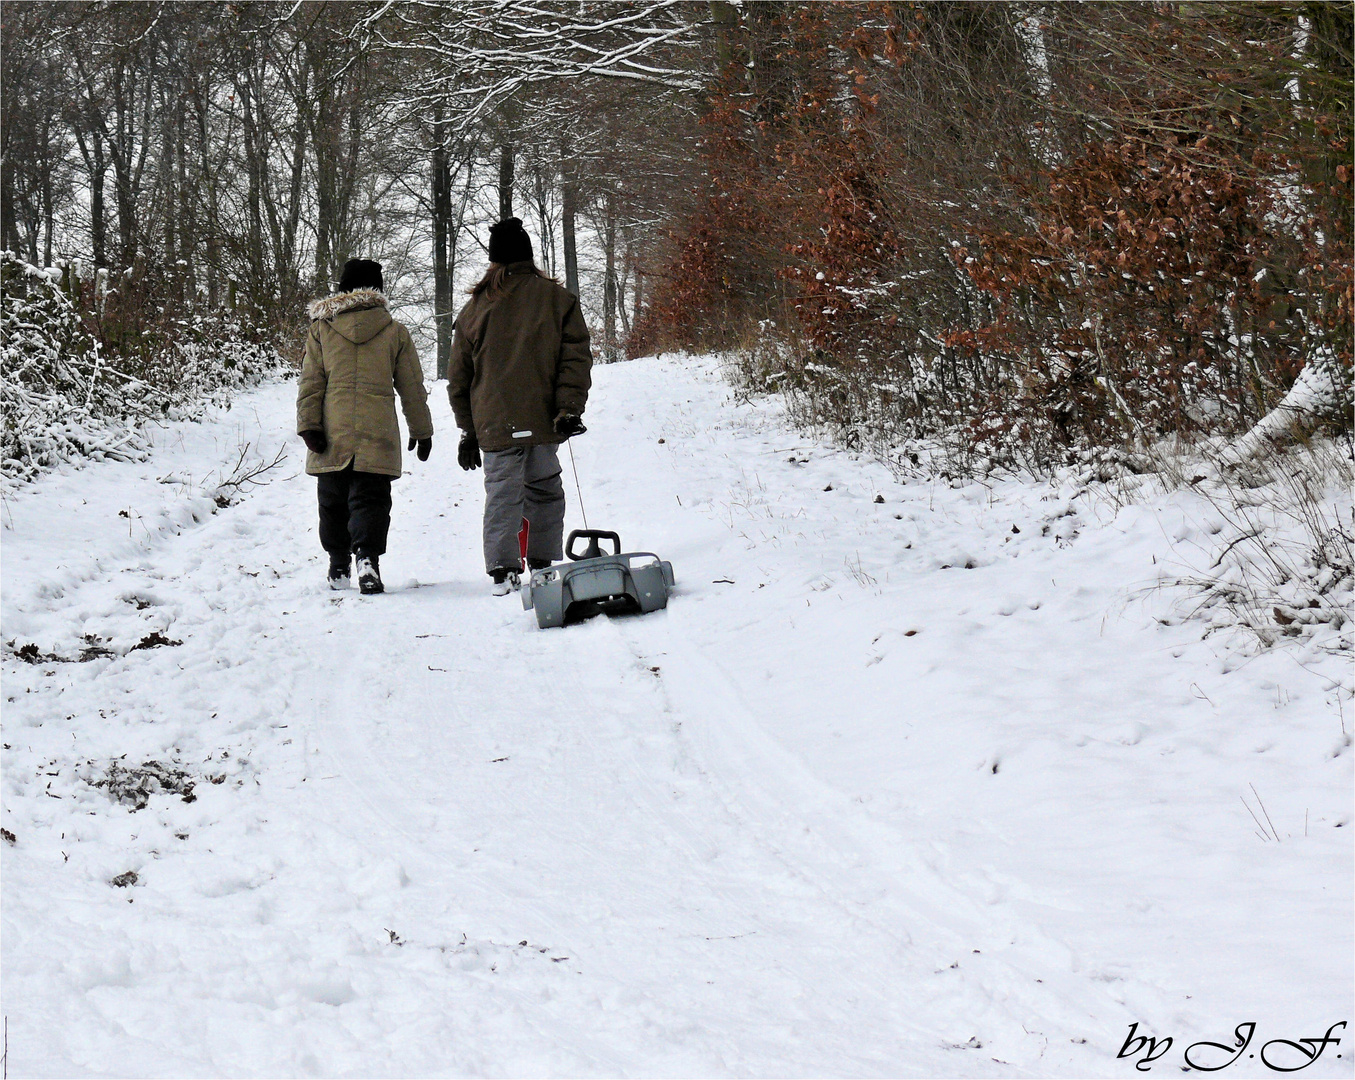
[567, 438, 589, 530]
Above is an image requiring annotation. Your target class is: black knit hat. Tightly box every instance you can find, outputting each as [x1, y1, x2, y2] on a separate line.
[338, 258, 384, 293]
[488, 218, 533, 265]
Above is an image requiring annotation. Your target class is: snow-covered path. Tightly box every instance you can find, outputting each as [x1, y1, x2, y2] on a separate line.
[3, 356, 1350, 1078]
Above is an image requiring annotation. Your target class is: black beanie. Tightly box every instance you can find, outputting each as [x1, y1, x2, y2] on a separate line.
[338, 258, 384, 293]
[488, 218, 532, 265]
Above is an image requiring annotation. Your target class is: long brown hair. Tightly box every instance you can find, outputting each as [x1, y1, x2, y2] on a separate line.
[469, 261, 556, 302]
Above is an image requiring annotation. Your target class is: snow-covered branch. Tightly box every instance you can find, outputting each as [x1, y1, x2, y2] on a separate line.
[368, 0, 706, 132]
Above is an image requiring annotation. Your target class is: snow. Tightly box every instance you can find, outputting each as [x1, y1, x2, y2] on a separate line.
[1226, 352, 1348, 463]
[2, 355, 1351, 1077]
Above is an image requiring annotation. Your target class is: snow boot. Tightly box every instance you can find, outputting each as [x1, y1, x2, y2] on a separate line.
[356, 553, 384, 595]
[490, 568, 521, 596]
[327, 554, 351, 590]
[527, 557, 553, 571]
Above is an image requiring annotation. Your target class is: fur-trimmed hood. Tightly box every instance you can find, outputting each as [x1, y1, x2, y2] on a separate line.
[307, 288, 387, 322]
[307, 289, 391, 346]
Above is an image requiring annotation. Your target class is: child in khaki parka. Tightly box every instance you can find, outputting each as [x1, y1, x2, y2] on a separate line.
[297, 259, 434, 594]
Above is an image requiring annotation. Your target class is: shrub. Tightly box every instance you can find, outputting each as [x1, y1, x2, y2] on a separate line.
[1, 252, 287, 485]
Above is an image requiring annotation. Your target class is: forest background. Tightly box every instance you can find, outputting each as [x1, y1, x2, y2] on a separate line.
[2, 0, 1351, 483]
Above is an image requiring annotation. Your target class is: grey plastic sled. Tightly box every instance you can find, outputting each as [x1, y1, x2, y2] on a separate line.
[522, 529, 675, 629]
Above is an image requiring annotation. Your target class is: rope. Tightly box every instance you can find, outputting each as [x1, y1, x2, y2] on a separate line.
[566, 438, 589, 530]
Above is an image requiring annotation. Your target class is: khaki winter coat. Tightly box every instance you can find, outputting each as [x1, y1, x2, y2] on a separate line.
[448, 263, 592, 452]
[297, 289, 434, 478]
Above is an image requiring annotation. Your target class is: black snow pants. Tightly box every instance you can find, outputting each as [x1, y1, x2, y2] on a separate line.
[317, 465, 393, 557]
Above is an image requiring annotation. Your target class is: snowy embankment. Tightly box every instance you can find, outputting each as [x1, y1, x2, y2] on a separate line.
[2, 355, 1350, 1078]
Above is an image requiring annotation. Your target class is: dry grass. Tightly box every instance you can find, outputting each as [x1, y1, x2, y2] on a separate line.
[1139, 435, 1354, 654]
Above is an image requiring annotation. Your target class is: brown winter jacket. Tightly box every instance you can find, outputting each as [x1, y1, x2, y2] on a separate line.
[296, 289, 434, 478]
[447, 263, 592, 452]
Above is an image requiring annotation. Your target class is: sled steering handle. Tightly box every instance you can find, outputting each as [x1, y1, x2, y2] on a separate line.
[567, 529, 621, 561]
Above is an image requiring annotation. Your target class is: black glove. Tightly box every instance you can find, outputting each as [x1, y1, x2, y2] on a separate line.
[553, 411, 586, 438]
[457, 431, 481, 471]
[408, 435, 432, 461]
[300, 429, 327, 454]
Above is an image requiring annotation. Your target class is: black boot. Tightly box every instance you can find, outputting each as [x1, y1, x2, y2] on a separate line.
[527, 557, 553, 571]
[327, 553, 351, 590]
[355, 552, 384, 595]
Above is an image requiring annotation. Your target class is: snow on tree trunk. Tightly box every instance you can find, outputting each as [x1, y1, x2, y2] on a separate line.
[1226, 351, 1351, 463]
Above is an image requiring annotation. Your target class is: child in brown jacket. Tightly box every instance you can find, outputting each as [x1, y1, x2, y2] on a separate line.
[448, 219, 593, 594]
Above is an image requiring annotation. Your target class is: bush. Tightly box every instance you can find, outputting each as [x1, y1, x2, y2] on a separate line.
[1, 252, 287, 486]
[637, 3, 1351, 471]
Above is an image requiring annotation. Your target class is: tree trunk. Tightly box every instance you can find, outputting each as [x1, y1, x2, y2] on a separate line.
[709, 0, 741, 71]
[316, 178, 332, 290]
[498, 142, 515, 221]
[175, 95, 192, 300]
[106, 56, 153, 269]
[111, 67, 138, 265]
[632, 253, 643, 334]
[451, 158, 476, 291]
[25, 195, 39, 264]
[534, 166, 553, 276]
[0, 154, 16, 255]
[432, 112, 453, 379]
[278, 108, 307, 307]
[617, 234, 633, 338]
[237, 71, 267, 309]
[159, 82, 176, 291]
[0, 107, 16, 255]
[603, 192, 618, 360]
[40, 119, 54, 266]
[332, 97, 363, 272]
[561, 162, 579, 296]
[314, 93, 335, 290]
[304, 24, 371, 295]
[1301, 2, 1354, 232]
[192, 84, 220, 305]
[91, 154, 107, 267]
[312, 59, 334, 289]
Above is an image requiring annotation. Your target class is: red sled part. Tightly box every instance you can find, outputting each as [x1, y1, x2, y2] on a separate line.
[518, 517, 530, 572]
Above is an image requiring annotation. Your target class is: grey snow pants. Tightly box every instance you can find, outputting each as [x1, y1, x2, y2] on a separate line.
[481, 444, 566, 574]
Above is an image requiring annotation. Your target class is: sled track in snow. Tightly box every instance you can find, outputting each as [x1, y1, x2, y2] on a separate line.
[3, 360, 1349, 1078]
